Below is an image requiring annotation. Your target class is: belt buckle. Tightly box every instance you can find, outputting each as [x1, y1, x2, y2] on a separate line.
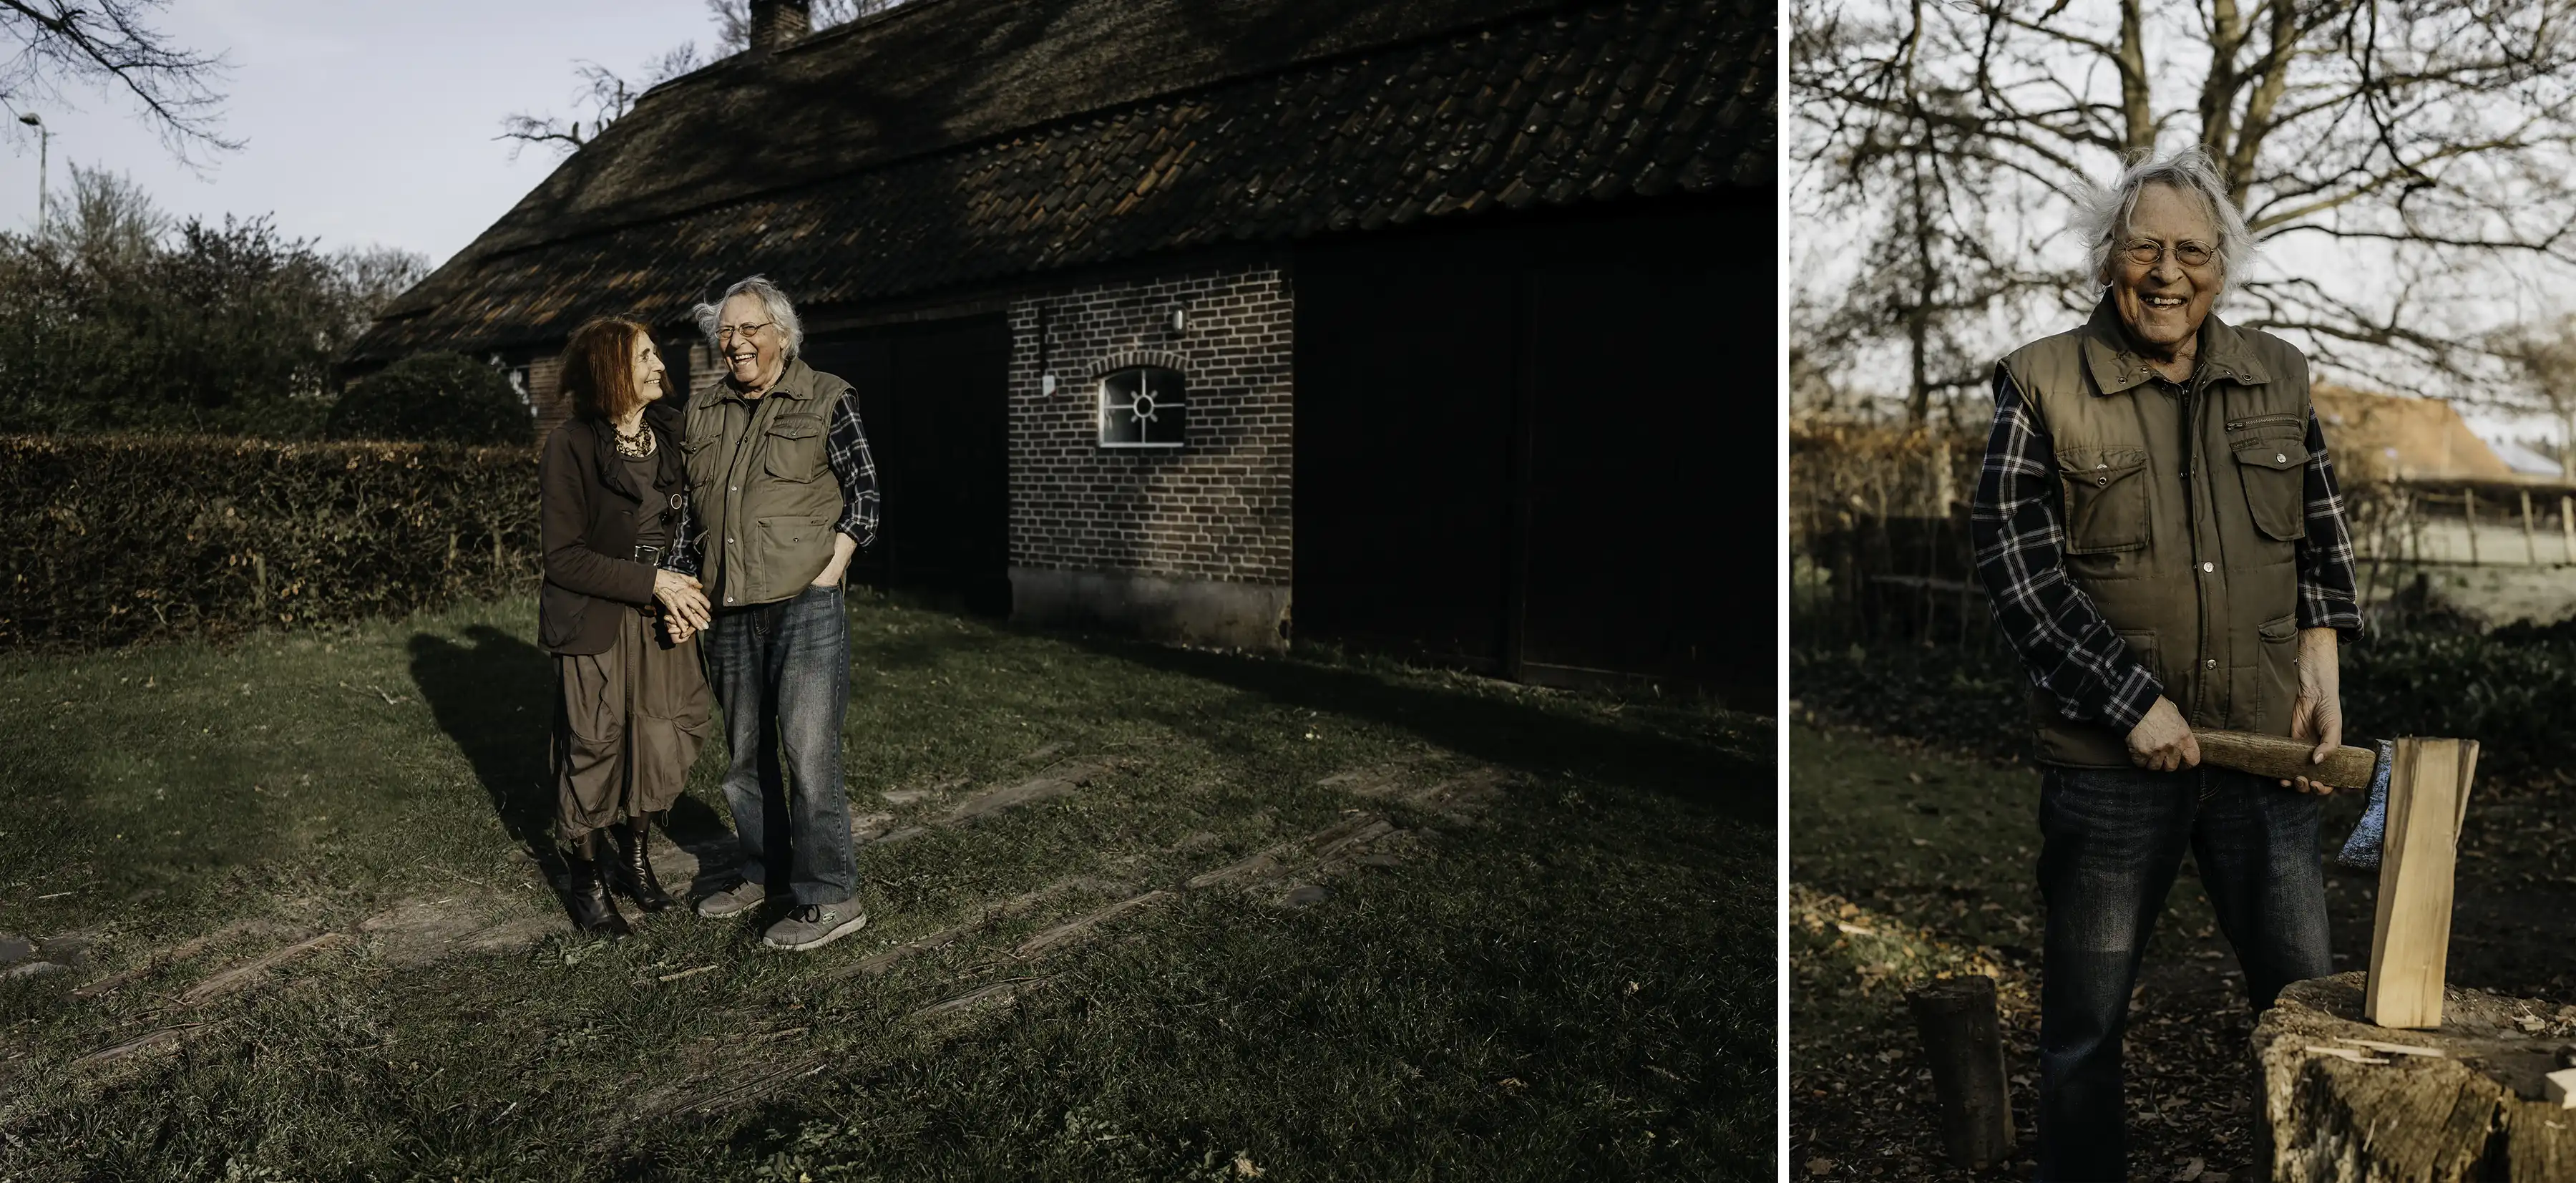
[633, 544, 663, 564]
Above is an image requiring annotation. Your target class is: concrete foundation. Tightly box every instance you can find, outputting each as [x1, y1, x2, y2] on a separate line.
[1010, 566, 1290, 653]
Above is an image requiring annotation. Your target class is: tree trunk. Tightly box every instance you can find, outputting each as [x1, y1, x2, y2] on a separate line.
[2253, 973, 2576, 1182]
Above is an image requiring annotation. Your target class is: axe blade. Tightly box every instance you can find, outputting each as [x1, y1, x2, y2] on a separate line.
[2334, 738, 2396, 871]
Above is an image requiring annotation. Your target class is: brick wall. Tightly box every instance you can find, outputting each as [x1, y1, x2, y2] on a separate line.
[527, 354, 569, 441]
[1008, 263, 1294, 584]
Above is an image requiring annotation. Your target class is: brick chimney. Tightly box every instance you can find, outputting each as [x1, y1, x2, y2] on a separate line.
[748, 0, 811, 52]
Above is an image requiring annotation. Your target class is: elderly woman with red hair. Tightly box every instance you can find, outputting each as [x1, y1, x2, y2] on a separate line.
[538, 317, 716, 936]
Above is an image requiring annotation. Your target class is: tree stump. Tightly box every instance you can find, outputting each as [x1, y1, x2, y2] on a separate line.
[2253, 973, 2576, 1182]
[1907, 974, 2014, 1168]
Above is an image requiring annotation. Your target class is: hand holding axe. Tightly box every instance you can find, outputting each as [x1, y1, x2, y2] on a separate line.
[2189, 729, 2380, 789]
[2190, 729, 2400, 870]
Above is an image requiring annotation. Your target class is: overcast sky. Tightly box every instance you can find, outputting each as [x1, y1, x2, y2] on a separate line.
[0, 0, 725, 264]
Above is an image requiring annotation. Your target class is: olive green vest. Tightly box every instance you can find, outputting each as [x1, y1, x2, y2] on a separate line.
[2002, 298, 2311, 767]
[681, 357, 850, 608]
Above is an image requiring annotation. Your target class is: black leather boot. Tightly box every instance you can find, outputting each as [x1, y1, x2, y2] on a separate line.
[617, 813, 675, 912]
[564, 832, 630, 937]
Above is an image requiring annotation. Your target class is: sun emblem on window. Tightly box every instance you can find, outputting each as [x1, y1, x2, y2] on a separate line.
[1098, 365, 1187, 449]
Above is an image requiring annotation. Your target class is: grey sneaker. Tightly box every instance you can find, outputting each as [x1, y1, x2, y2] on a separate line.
[762, 902, 868, 952]
[694, 877, 766, 918]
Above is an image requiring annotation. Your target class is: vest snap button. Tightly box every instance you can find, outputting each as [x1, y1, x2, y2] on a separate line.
[2205, 658, 2218, 669]
[2097, 477, 2109, 487]
[2275, 453, 2286, 464]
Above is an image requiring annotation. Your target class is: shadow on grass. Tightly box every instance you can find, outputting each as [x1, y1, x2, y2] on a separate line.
[1058, 633, 1771, 826]
[407, 625, 737, 923]
[408, 625, 557, 852]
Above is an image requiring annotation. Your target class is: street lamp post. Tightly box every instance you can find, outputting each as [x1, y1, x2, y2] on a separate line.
[18, 113, 46, 236]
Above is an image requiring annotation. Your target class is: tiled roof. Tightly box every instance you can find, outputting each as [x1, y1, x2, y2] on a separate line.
[352, 0, 1769, 361]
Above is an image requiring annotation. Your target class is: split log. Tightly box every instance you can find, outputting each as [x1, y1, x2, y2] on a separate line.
[1906, 975, 2014, 1168]
[2366, 737, 2477, 1029]
[2253, 973, 2576, 1182]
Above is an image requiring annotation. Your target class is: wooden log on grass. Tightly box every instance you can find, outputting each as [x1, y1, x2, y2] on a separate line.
[2366, 737, 2477, 1030]
[2254, 973, 2576, 1182]
[1906, 975, 2013, 1169]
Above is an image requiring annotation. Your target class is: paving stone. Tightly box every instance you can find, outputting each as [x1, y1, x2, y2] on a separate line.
[913, 978, 1038, 1019]
[180, 931, 346, 1006]
[945, 761, 1105, 823]
[1014, 890, 1174, 956]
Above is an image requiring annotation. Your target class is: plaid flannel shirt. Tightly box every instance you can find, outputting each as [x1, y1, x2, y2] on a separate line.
[665, 381, 880, 576]
[1969, 365, 2363, 731]
[820, 383, 882, 550]
[658, 492, 700, 578]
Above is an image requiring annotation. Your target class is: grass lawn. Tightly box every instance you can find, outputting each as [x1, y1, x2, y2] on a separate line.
[1789, 716, 2576, 1183]
[0, 591, 1772, 1181]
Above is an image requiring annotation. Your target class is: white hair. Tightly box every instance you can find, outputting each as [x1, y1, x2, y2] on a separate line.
[692, 275, 804, 359]
[2074, 147, 2254, 292]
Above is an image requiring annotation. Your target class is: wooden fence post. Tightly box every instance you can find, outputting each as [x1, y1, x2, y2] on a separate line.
[2365, 737, 2479, 1029]
[2466, 490, 2480, 565]
[2522, 489, 2540, 566]
[2562, 495, 2574, 565]
[1908, 975, 2014, 1168]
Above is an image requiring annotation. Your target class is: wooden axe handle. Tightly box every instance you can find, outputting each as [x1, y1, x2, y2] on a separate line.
[2190, 729, 2379, 788]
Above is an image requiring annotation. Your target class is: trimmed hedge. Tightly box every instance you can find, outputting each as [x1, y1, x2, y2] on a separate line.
[4, 434, 539, 649]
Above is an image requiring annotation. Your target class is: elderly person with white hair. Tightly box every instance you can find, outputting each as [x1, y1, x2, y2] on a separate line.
[671, 276, 880, 952]
[1969, 148, 2361, 1182]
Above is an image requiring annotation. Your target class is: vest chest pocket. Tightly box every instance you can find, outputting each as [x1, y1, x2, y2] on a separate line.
[2228, 417, 2308, 541]
[680, 434, 720, 490]
[2059, 447, 2151, 554]
[761, 414, 827, 482]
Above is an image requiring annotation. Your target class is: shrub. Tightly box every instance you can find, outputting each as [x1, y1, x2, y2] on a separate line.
[1, 434, 538, 649]
[0, 168, 428, 439]
[326, 352, 534, 447]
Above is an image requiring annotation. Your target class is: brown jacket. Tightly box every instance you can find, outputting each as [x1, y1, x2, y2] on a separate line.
[540, 402, 689, 656]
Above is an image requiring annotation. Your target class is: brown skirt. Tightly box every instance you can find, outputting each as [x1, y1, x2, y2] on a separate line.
[552, 606, 713, 842]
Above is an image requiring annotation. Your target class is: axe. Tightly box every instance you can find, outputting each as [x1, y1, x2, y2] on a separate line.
[2187, 729, 2396, 870]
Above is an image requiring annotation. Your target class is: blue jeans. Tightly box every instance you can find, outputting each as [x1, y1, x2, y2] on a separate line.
[704, 583, 856, 907]
[2035, 764, 2330, 1183]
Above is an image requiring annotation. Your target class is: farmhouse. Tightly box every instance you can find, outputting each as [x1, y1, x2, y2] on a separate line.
[351, 0, 1770, 699]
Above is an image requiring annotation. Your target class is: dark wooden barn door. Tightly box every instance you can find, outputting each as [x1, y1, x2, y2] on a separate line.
[1294, 198, 1767, 701]
[800, 315, 1012, 615]
[1293, 235, 1519, 672]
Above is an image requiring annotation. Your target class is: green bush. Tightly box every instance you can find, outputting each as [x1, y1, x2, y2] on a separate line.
[1, 434, 538, 648]
[326, 352, 534, 447]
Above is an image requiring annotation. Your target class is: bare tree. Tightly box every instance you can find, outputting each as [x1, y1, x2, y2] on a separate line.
[503, 0, 902, 158]
[498, 44, 707, 159]
[0, 0, 235, 160]
[327, 245, 431, 336]
[2492, 316, 2576, 480]
[1793, 0, 2576, 409]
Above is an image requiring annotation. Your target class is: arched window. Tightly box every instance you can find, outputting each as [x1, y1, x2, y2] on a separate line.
[1098, 365, 1187, 449]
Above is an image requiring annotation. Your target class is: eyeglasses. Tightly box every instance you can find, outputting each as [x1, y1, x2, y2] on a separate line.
[2119, 239, 2216, 269]
[716, 321, 774, 341]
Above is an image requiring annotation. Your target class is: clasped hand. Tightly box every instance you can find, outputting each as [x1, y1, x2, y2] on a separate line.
[652, 570, 711, 643]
